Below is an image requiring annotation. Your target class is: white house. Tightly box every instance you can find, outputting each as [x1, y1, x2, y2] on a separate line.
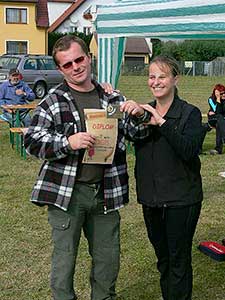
[48, 0, 116, 34]
[47, 0, 74, 25]
[47, 0, 152, 73]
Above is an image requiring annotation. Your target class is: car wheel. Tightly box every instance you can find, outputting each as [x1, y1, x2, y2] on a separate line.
[33, 82, 46, 99]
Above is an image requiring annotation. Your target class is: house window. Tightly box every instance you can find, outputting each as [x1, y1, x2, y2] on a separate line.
[124, 56, 145, 72]
[83, 27, 91, 35]
[70, 26, 78, 33]
[6, 8, 27, 24]
[6, 41, 28, 54]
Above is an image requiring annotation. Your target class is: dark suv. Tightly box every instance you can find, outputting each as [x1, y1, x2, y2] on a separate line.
[0, 54, 63, 98]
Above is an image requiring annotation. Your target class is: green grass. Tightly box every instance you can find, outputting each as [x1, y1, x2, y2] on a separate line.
[1, 75, 225, 300]
[119, 75, 225, 114]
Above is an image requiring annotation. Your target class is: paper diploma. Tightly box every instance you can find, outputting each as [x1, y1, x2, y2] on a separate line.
[82, 109, 118, 164]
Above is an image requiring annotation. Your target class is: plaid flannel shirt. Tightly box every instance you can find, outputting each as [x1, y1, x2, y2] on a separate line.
[24, 81, 129, 212]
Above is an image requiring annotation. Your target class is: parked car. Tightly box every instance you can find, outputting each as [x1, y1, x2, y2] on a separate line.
[0, 54, 64, 98]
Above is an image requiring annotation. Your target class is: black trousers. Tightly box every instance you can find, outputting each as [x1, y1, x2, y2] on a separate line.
[143, 203, 201, 300]
[208, 114, 225, 153]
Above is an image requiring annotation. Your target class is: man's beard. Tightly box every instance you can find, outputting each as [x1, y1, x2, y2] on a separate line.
[10, 78, 19, 85]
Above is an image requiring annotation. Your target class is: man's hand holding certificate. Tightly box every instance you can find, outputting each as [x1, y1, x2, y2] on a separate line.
[82, 109, 118, 164]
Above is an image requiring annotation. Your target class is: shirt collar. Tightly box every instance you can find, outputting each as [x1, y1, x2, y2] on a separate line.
[165, 96, 183, 120]
[150, 96, 182, 120]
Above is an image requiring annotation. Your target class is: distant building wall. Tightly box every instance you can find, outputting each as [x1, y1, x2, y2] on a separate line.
[0, 1, 47, 55]
[47, 1, 72, 25]
[49, 0, 117, 34]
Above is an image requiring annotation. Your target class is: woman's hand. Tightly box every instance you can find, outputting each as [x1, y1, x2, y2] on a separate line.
[120, 100, 145, 116]
[215, 89, 221, 103]
[208, 111, 215, 116]
[140, 104, 166, 126]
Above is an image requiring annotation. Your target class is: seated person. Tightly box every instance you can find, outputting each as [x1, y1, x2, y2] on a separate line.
[0, 68, 35, 126]
[208, 84, 225, 154]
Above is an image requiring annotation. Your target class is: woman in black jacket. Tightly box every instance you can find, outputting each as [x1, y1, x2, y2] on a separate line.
[122, 56, 204, 300]
[207, 83, 225, 154]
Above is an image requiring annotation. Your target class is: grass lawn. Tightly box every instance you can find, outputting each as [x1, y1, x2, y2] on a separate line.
[1, 75, 225, 300]
[118, 75, 225, 114]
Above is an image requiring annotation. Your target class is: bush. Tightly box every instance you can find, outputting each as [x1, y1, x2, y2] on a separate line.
[48, 32, 92, 55]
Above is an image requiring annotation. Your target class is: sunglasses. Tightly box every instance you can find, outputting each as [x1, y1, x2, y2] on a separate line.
[220, 92, 225, 96]
[60, 56, 85, 70]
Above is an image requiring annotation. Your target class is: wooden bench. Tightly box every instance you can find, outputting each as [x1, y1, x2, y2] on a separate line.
[0, 119, 8, 124]
[9, 127, 28, 158]
[10, 127, 28, 134]
[0, 119, 11, 140]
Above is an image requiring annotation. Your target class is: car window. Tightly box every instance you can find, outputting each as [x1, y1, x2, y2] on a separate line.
[24, 59, 37, 70]
[41, 58, 57, 70]
[36, 59, 46, 70]
[0, 56, 20, 69]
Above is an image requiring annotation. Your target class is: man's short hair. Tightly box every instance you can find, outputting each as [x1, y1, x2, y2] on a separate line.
[9, 68, 20, 76]
[52, 35, 89, 66]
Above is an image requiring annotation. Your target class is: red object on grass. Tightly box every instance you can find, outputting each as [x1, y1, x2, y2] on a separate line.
[198, 241, 225, 261]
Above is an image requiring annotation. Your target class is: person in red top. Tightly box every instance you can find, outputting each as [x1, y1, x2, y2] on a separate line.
[207, 84, 225, 154]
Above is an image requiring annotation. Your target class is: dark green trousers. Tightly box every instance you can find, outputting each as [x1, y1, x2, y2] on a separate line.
[48, 182, 121, 300]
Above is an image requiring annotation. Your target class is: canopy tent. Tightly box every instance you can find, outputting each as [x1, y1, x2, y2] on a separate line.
[94, 0, 225, 87]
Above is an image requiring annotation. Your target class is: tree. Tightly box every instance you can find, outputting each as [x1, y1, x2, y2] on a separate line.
[151, 39, 162, 57]
[152, 39, 225, 61]
[48, 32, 92, 55]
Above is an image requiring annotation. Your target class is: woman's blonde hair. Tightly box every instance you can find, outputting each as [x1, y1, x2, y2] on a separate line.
[150, 55, 180, 95]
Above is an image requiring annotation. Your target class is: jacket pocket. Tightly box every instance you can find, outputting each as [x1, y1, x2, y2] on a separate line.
[48, 215, 70, 230]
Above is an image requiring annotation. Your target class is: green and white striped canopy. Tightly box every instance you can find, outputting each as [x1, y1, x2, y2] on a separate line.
[95, 0, 225, 87]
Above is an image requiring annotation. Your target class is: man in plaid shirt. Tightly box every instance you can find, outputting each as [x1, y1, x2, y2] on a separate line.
[24, 35, 129, 300]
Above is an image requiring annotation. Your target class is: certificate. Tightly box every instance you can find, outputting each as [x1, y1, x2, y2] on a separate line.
[82, 109, 118, 164]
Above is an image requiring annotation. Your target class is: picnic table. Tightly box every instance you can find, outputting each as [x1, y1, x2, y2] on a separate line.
[0, 101, 38, 157]
[0, 102, 38, 127]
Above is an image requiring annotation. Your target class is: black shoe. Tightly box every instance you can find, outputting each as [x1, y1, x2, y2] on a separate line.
[202, 122, 212, 132]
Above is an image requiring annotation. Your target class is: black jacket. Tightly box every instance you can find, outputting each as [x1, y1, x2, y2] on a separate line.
[208, 96, 225, 116]
[124, 96, 203, 207]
